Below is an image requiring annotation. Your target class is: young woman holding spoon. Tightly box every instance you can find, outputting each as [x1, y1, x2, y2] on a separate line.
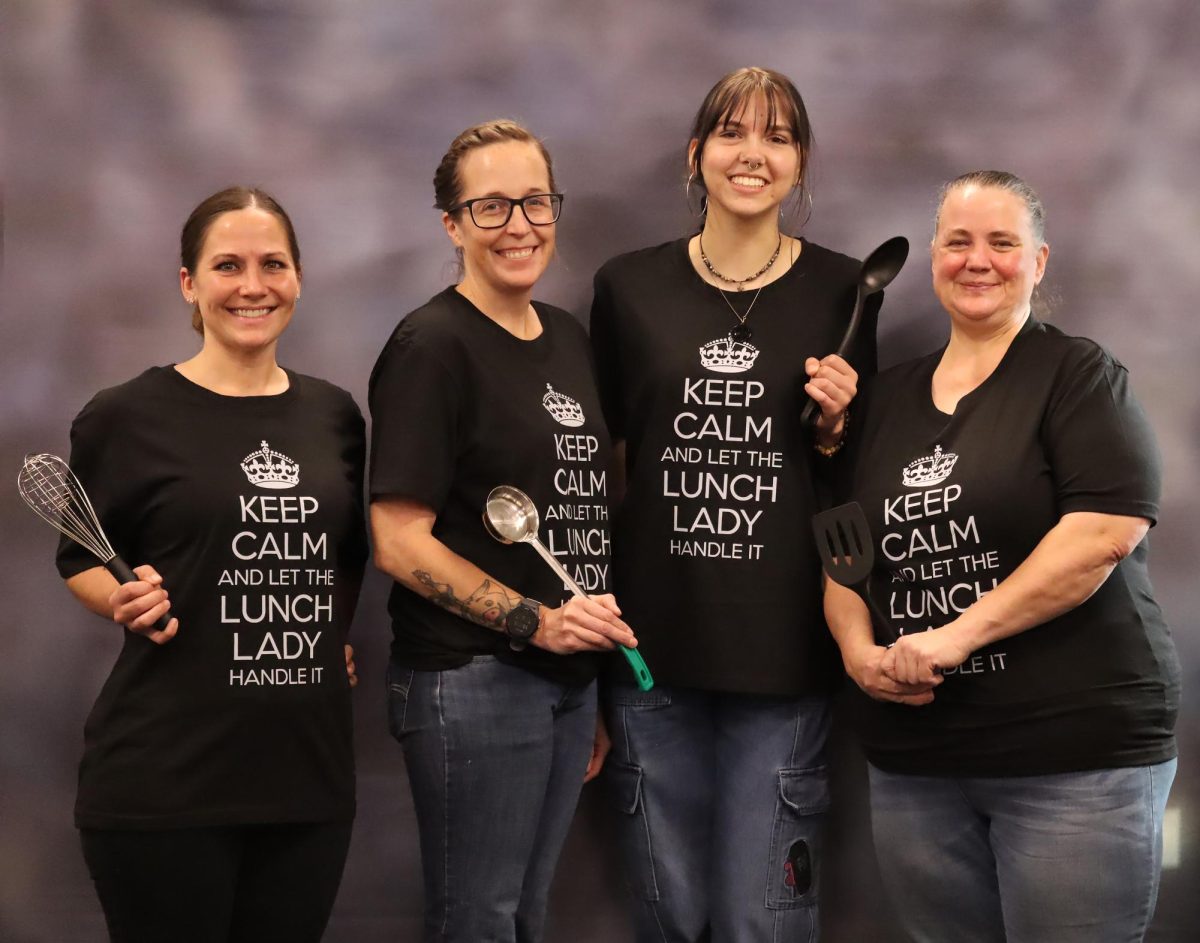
[589, 67, 883, 941]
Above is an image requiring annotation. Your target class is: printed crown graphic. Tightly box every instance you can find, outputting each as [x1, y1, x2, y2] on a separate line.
[240, 440, 300, 489]
[542, 384, 585, 427]
[902, 445, 958, 488]
[699, 334, 759, 373]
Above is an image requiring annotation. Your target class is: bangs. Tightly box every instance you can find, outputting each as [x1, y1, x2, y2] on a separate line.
[707, 76, 799, 138]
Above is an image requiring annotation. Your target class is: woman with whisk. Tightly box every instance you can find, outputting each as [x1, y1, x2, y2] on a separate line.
[54, 186, 367, 943]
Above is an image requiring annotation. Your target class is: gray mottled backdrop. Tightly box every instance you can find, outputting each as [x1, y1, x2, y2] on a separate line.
[2, 1, 1198, 940]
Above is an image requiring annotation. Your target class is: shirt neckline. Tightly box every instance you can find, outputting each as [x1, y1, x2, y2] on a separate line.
[443, 285, 553, 347]
[924, 315, 1040, 418]
[163, 364, 300, 404]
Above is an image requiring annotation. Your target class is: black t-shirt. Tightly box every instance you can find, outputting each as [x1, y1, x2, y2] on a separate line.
[590, 238, 878, 696]
[56, 366, 367, 828]
[840, 317, 1180, 776]
[368, 287, 612, 686]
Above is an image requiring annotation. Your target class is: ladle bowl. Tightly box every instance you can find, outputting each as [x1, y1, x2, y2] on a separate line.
[485, 485, 541, 544]
[483, 485, 654, 691]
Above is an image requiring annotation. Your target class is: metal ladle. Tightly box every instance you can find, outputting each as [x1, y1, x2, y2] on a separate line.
[801, 235, 910, 427]
[484, 484, 654, 691]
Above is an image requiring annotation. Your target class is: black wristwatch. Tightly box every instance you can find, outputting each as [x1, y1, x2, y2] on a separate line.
[504, 597, 543, 651]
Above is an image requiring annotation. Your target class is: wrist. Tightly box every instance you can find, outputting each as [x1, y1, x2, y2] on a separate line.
[813, 407, 849, 456]
[840, 636, 873, 678]
[503, 597, 543, 651]
[944, 614, 984, 655]
[527, 603, 555, 650]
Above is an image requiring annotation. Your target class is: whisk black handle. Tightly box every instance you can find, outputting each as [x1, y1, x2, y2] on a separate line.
[104, 557, 174, 632]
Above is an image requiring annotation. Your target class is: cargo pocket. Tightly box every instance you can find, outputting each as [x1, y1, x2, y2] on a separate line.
[766, 765, 830, 909]
[385, 665, 415, 741]
[603, 760, 660, 901]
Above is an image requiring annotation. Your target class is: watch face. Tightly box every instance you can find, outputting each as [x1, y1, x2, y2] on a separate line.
[505, 602, 539, 639]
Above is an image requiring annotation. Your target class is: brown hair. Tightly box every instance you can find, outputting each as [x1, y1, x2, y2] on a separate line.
[180, 186, 301, 334]
[687, 67, 814, 216]
[433, 119, 557, 213]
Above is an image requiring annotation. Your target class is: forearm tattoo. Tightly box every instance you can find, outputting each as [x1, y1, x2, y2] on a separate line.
[412, 570, 522, 629]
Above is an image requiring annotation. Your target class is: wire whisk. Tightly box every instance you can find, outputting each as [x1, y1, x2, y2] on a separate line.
[18, 453, 171, 630]
[19, 453, 116, 562]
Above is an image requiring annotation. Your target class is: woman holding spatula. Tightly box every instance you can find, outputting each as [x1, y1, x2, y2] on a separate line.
[825, 170, 1179, 942]
[589, 67, 880, 941]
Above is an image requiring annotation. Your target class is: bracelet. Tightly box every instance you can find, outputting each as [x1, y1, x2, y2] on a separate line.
[813, 407, 850, 457]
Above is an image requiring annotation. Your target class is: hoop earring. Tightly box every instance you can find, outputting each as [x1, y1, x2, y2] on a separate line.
[778, 186, 798, 233]
[783, 186, 813, 231]
[685, 173, 708, 217]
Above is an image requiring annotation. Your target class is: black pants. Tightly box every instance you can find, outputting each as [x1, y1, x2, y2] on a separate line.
[80, 821, 353, 943]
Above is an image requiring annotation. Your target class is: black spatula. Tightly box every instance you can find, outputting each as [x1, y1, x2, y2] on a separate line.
[812, 501, 897, 642]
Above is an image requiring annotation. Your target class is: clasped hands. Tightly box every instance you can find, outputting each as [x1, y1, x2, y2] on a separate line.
[847, 623, 974, 706]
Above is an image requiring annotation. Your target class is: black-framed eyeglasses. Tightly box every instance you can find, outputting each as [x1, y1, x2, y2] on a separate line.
[448, 193, 564, 229]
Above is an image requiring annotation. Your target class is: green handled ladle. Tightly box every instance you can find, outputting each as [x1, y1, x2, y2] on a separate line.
[484, 484, 654, 691]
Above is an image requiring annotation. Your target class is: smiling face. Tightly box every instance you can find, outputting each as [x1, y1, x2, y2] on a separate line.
[179, 206, 301, 358]
[691, 92, 803, 222]
[442, 140, 555, 302]
[932, 184, 1049, 331]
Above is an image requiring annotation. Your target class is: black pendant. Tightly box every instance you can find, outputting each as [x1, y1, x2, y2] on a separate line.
[731, 322, 753, 342]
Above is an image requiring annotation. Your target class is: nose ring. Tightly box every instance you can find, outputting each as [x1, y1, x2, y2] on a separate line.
[746, 159, 761, 170]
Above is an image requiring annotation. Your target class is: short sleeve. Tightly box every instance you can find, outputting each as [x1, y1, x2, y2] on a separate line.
[55, 392, 136, 579]
[326, 388, 369, 630]
[339, 392, 370, 569]
[588, 267, 625, 440]
[811, 289, 879, 496]
[828, 369, 880, 506]
[1042, 345, 1161, 523]
[367, 327, 462, 511]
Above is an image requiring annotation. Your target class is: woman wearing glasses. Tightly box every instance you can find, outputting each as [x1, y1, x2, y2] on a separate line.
[368, 119, 636, 943]
[589, 68, 877, 940]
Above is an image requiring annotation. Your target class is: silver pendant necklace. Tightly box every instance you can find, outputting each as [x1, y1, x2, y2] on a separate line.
[716, 286, 762, 341]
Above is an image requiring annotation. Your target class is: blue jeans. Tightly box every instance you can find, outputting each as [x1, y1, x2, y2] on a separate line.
[602, 684, 833, 943]
[387, 657, 597, 943]
[868, 759, 1178, 943]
